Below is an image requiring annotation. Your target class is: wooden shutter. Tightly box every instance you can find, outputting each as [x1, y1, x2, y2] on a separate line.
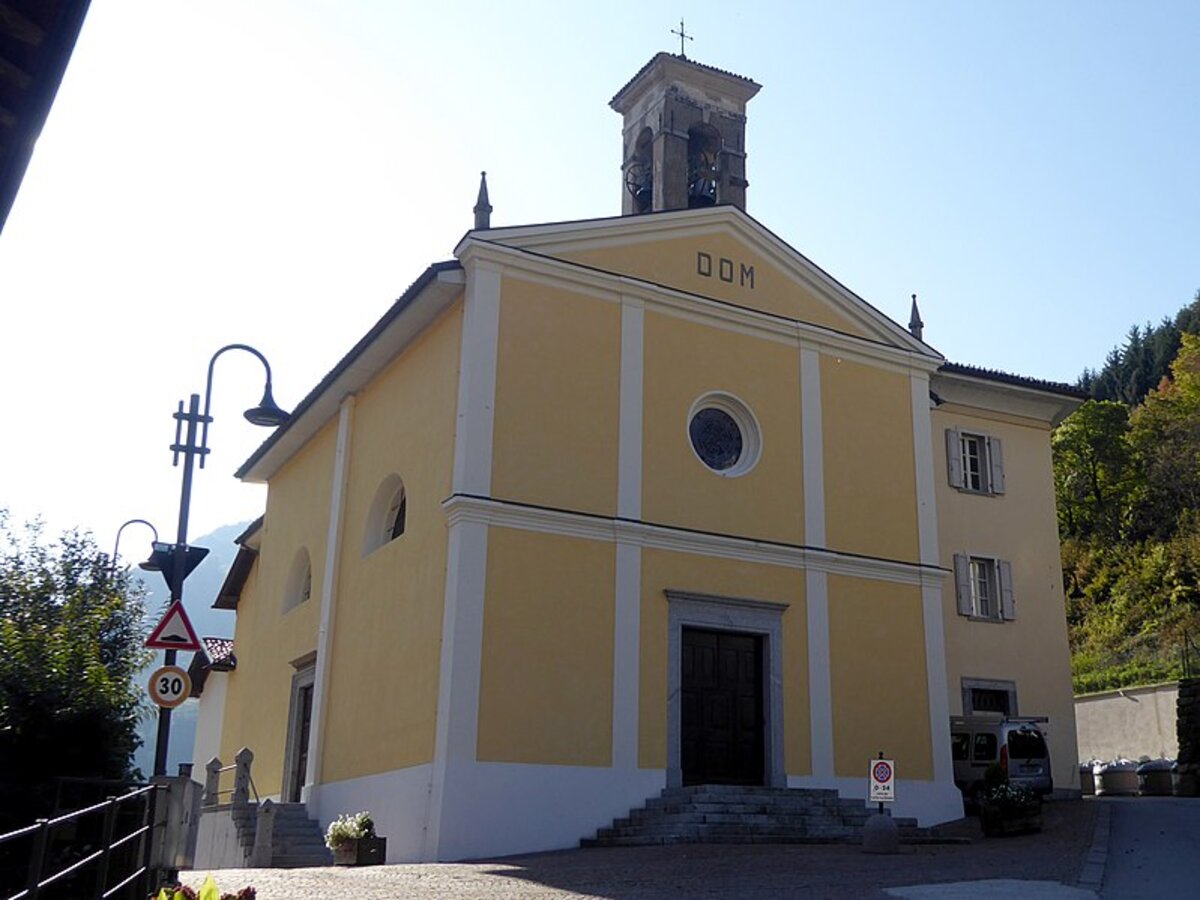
[999, 559, 1016, 620]
[988, 436, 1006, 494]
[945, 428, 962, 488]
[954, 554, 973, 615]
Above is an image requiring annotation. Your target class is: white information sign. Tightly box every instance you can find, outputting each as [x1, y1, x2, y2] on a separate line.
[148, 665, 191, 709]
[869, 758, 895, 803]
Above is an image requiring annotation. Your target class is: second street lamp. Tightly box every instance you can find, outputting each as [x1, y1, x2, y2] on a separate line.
[151, 343, 289, 777]
[111, 518, 159, 573]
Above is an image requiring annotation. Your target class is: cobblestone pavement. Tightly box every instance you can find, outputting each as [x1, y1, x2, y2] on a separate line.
[182, 800, 1097, 900]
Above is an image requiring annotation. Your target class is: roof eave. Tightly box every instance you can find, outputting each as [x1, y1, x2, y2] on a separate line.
[236, 261, 465, 483]
[933, 365, 1085, 426]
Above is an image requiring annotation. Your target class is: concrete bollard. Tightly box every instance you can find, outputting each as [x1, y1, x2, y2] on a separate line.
[861, 811, 899, 854]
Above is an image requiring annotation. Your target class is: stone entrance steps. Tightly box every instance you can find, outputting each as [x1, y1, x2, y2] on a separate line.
[268, 803, 333, 868]
[582, 784, 939, 848]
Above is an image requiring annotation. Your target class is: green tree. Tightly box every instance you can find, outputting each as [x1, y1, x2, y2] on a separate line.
[0, 512, 151, 827]
[1078, 291, 1200, 405]
[1052, 400, 1137, 542]
[1129, 333, 1200, 540]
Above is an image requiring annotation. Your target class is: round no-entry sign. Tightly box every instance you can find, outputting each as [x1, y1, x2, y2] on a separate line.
[148, 665, 191, 709]
[869, 758, 896, 802]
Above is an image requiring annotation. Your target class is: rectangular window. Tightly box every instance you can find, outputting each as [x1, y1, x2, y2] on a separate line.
[971, 557, 997, 618]
[954, 554, 1016, 620]
[962, 678, 1019, 717]
[961, 434, 985, 492]
[971, 687, 1012, 714]
[945, 428, 1005, 495]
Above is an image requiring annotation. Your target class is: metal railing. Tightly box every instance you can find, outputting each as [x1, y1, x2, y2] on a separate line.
[0, 783, 158, 900]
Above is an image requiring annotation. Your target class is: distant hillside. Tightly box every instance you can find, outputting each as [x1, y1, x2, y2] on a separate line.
[132, 520, 248, 777]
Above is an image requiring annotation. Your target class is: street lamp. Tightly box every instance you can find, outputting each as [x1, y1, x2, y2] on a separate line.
[151, 343, 288, 777]
[110, 518, 159, 572]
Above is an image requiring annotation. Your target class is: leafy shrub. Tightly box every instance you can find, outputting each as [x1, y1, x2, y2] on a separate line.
[325, 811, 375, 850]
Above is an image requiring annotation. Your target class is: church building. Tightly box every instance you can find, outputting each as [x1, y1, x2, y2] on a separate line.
[195, 53, 1082, 861]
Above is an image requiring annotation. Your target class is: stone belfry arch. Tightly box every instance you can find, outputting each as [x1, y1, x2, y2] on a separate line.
[611, 53, 760, 215]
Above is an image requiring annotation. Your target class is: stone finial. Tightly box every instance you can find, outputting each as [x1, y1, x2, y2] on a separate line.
[908, 293, 924, 341]
[473, 171, 492, 230]
[251, 799, 276, 867]
[203, 756, 222, 807]
[233, 746, 254, 804]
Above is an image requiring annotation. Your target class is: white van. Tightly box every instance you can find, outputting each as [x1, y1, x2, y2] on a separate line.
[950, 715, 1053, 801]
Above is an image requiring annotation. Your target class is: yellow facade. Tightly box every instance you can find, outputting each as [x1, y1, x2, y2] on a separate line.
[218, 418, 337, 794]
[933, 401, 1079, 786]
[562, 230, 868, 337]
[491, 275, 621, 516]
[641, 308, 804, 543]
[217, 300, 463, 789]
[820, 355, 919, 562]
[477, 527, 615, 766]
[826, 575, 932, 779]
[320, 302, 462, 782]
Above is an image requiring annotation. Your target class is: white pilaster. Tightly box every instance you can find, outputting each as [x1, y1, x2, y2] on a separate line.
[428, 261, 502, 858]
[800, 345, 826, 547]
[800, 343, 834, 778]
[612, 540, 641, 770]
[617, 298, 644, 520]
[451, 263, 502, 496]
[305, 395, 355, 798]
[612, 297, 644, 772]
[805, 569, 834, 778]
[911, 371, 955, 793]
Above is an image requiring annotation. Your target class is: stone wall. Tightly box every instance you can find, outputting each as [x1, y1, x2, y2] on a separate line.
[1177, 677, 1200, 796]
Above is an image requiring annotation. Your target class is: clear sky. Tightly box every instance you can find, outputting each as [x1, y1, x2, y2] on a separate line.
[2, 0, 1197, 552]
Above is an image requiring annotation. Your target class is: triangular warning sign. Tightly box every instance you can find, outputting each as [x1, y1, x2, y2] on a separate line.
[145, 600, 202, 652]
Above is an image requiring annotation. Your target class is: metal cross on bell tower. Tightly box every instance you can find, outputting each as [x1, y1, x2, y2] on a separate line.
[671, 18, 693, 58]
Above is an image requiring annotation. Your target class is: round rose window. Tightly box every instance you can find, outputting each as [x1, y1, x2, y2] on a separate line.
[689, 407, 743, 471]
[687, 394, 761, 477]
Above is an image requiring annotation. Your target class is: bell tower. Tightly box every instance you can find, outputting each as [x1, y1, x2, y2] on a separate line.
[610, 53, 760, 215]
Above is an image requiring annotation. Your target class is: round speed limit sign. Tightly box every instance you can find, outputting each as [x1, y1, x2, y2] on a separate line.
[148, 665, 191, 709]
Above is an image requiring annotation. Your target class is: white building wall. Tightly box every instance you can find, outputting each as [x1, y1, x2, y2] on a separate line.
[1075, 683, 1178, 762]
[191, 675, 228, 772]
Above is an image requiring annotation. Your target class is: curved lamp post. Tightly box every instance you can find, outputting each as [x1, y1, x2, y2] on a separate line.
[152, 343, 288, 777]
[110, 518, 160, 573]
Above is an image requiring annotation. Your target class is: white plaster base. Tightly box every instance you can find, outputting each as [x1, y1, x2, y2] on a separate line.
[434, 762, 666, 861]
[788, 775, 964, 826]
[194, 807, 250, 869]
[191, 678, 227, 775]
[308, 764, 434, 863]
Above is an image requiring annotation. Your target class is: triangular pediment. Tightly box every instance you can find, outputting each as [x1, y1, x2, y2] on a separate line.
[461, 206, 937, 355]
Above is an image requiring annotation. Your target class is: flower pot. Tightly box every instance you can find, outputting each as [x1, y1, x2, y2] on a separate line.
[980, 802, 1042, 837]
[332, 836, 387, 865]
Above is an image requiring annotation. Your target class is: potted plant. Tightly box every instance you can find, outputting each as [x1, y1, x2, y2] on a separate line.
[325, 811, 387, 865]
[978, 766, 1042, 837]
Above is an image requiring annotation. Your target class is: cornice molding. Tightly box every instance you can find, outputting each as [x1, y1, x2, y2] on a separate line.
[441, 494, 948, 589]
[458, 239, 943, 377]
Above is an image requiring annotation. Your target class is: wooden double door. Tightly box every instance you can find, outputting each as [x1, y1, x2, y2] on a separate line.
[680, 628, 765, 786]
